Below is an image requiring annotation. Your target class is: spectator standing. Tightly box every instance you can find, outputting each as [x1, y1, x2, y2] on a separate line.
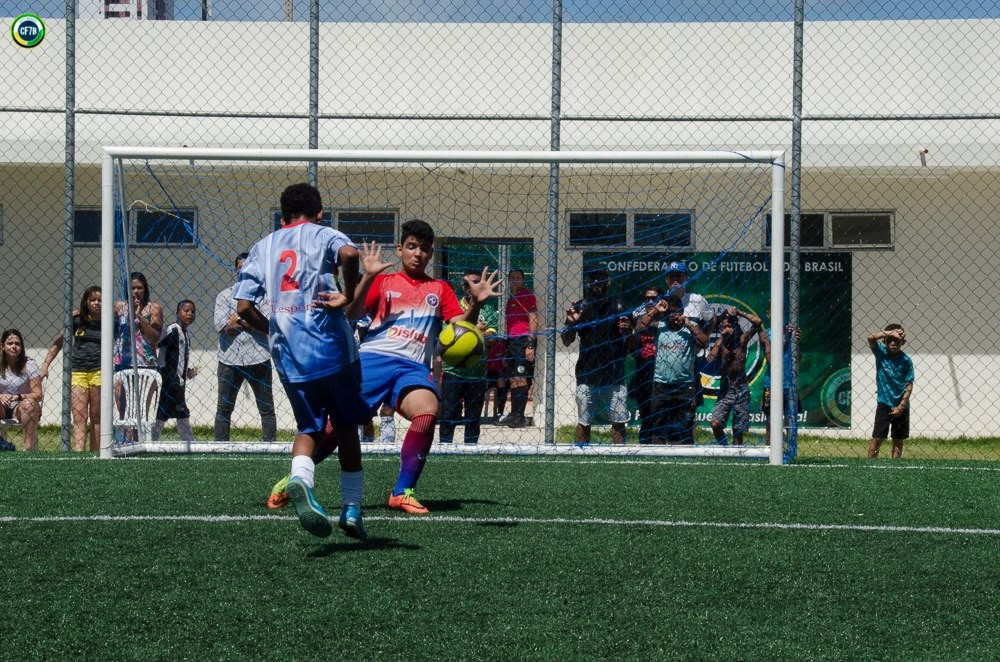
[866, 324, 914, 459]
[40, 285, 103, 452]
[497, 268, 538, 428]
[113, 271, 163, 370]
[629, 287, 664, 444]
[0, 329, 43, 451]
[214, 252, 277, 442]
[663, 261, 715, 442]
[707, 307, 762, 445]
[561, 269, 631, 445]
[636, 295, 708, 444]
[152, 300, 198, 442]
[439, 269, 499, 445]
[759, 320, 802, 444]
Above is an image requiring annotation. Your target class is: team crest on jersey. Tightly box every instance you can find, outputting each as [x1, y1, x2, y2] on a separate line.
[425, 293, 439, 307]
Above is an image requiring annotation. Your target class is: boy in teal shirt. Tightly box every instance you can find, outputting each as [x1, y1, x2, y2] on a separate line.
[867, 323, 914, 459]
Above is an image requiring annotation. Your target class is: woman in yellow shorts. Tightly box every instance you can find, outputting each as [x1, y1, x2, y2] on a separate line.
[41, 286, 103, 452]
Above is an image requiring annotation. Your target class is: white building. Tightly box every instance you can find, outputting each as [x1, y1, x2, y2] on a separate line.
[1, 17, 998, 440]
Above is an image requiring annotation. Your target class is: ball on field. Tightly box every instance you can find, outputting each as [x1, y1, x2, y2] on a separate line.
[439, 321, 485, 368]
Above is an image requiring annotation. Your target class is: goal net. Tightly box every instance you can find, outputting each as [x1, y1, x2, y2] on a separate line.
[98, 148, 789, 463]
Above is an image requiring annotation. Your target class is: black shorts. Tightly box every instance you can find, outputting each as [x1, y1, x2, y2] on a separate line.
[872, 402, 909, 440]
[157, 380, 190, 421]
[502, 336, 534, 381]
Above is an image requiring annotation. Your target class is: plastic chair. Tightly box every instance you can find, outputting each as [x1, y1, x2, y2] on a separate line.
[113, 368, 162, 442]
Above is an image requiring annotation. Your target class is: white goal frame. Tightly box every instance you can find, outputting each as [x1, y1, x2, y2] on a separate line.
[99, 147, 787, 464]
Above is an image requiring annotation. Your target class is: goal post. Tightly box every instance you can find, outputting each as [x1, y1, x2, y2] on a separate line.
[99, 147, 787, 464]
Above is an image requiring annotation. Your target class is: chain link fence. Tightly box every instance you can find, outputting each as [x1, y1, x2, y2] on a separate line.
[1, 1, 997, 460]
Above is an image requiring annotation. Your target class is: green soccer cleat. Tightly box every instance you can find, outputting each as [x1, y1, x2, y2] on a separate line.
[286, 477, 332, 538]
[338, 504, 368, 540]
[267, 474, 290, 510]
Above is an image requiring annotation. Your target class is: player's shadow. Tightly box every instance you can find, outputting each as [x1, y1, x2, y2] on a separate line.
[307, 537, 421, 557]
[377, 497, 505, 513]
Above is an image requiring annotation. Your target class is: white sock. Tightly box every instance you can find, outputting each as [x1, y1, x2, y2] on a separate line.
[341, 469, 364, 507]
[151, 420, 164, 441]
[291, 455, 316, 488]
[176, 418, 194, 442]
[378, 416, 395, 444]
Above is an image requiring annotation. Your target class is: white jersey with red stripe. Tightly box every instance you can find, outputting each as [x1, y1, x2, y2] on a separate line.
[359, 271, 463, 367]
[233, 220, 357, 383]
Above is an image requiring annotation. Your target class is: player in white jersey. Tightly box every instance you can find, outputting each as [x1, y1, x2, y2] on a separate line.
[235, 183, 369, 540]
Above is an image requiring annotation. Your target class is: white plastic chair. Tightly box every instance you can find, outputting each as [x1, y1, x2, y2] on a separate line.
[113, 368, 162, 442]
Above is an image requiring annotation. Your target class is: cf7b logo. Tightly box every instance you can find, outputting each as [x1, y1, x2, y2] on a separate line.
[12, 14, 46, 48]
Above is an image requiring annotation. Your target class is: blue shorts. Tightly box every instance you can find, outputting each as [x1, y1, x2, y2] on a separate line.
[283, 362, 369, 435]
[360, 352, 437, 412]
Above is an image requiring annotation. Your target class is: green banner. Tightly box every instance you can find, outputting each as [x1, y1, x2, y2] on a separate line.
[582, 252, 852, 428]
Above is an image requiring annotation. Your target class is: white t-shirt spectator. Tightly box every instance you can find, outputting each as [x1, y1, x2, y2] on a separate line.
[0, 359, 40, 395]
[215, 284, 271, 367]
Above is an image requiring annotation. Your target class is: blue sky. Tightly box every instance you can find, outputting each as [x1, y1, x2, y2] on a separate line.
[2, 0, 998, 23]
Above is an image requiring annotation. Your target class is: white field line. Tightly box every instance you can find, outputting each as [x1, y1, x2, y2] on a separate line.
[4, 455, 1000, 474]
[2, 513, 999, 536]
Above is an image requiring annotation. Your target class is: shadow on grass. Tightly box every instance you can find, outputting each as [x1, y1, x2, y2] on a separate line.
[372, 497, 506, 513]
[307, 537, 421, 557]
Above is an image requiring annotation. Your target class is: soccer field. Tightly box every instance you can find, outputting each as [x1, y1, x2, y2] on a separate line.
[3, 454, 999, 660]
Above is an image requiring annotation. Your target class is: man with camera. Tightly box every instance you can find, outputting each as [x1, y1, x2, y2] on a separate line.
[635, 293, 709, 444]
[561, 269, 632, 445]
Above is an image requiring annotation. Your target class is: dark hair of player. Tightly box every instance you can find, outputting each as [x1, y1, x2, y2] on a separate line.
[280, 183, 323, 223]
[400, 219, 435, 245]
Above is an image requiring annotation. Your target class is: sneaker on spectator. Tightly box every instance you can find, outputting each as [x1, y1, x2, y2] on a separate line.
[0, 436, 14, 452]
[500, 414, 528, 428]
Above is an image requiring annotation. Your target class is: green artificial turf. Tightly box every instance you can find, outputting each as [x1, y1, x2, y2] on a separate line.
[2, 454, 999, 660]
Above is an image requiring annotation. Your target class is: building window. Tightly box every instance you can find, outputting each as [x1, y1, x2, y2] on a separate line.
[74, 208, 102, 245]
[830, 212, 893, 248]
[335, 210, 396, 244]
[569, 210, 692, 248]
[634, 212, 693, 248]
[764, 211, 893, 250]
[569, 212, 627, 247]
[764, 212, 826, 248]
[135, 207, 197, 246]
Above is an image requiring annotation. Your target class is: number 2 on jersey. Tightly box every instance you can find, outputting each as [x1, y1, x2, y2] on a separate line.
[279, 250, 300, 291]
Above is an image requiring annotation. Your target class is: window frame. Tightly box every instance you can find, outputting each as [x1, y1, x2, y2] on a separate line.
[566, 208, 694, 249]
[829, 211, 894, 249]
[763, 209, 895, 251]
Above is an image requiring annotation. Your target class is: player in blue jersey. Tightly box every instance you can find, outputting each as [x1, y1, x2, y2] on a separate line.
[235, 183, 371, 540]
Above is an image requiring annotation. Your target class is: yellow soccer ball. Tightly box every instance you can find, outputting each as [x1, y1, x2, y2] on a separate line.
[439, 321, 485, 368]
